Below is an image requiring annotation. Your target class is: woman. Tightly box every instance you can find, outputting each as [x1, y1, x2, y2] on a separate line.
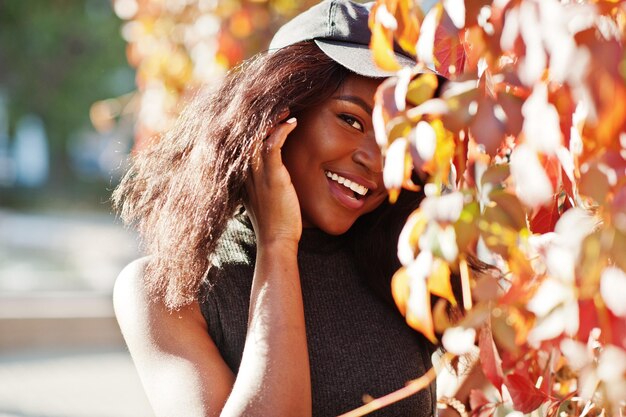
[113, 1, 442, 416]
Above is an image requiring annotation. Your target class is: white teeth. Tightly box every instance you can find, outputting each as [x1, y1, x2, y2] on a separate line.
[325, 171, 369, 196]
[349, 182, 366, 195]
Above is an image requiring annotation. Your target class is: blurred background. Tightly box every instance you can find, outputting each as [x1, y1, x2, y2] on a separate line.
[0, 0, 317, 415]
[0, 0, 148, 415]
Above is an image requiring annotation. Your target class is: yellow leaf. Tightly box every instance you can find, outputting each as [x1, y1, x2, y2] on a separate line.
[388, 188, 400, 204]
[383, 137, 410, 203]
[398, 209, 428, 265]
[406, 274, 437, 343]
[387, 117, 412, 142]
[407, 209, 428, 248]
[423, 119, 454, 184]
[427, 258, 457, 306]
[391, 267, 410, 316]
[432, 298, 452, 334]
[370, 22, 402, 71]
[402, 152, 420, 192]
[406, 73, 439, 106]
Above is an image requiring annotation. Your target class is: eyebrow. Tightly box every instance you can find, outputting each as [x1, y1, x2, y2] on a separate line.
[332, 95, 373, 115]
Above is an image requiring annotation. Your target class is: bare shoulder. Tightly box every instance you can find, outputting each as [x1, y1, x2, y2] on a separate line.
[113, 257, 159, 335]
[113, 257, 150, 312]
[113, 256, 207, 345]
[113, 257, 235, 416]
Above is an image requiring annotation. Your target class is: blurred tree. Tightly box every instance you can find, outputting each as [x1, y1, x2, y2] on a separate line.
[0, 0, 134, 208]
[108, 0, 320, 148]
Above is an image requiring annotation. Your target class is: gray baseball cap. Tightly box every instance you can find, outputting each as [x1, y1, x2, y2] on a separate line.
[269, 0, 417, 78]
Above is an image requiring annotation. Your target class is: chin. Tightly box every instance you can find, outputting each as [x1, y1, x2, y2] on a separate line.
[317, 218, 356, 236]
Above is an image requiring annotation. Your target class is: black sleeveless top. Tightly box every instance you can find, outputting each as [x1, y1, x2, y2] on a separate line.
[199, 214, 435, 416]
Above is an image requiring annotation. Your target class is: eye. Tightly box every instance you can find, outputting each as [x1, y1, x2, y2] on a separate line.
[339, 114, 364, 132]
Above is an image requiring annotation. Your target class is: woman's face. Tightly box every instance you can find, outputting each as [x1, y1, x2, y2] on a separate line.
[282, 74, 388, 235]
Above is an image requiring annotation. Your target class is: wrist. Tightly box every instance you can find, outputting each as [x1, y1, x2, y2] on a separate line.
[257, 236, 300, 255]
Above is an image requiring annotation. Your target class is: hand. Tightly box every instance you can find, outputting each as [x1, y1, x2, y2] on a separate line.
[245, 115, 302, 246]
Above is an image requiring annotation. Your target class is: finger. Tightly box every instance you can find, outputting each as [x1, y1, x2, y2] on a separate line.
[262, 109, 291, 140]
[276, 108, 290, 122]
[265, 117, 297, 155]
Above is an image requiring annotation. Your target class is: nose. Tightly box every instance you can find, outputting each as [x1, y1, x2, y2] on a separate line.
[352, 133, 383, 174]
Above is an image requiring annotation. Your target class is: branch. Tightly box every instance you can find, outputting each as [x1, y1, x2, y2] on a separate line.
[337, 366, 438, 417]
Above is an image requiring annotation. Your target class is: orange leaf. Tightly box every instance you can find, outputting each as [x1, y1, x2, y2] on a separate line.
[370, 22, 402, 71]
[427, 258, 456, 305]
[391, 267, 410, 316]
[395, 0, 420, 55]
[407, 302, 437, 343]
[405, 264, 437, 343]
[398, 209, 428, 265]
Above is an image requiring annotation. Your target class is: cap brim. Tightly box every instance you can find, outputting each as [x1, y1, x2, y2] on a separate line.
[315, 39, 417, 78]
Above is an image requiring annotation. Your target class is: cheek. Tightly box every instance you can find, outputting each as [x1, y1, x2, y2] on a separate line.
[283, 125, 337, 168]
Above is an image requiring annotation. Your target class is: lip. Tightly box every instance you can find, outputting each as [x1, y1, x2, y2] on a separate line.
[327, 176, 366, 210]
[324, 169, 381, 211]
[326, 170, 379, 191]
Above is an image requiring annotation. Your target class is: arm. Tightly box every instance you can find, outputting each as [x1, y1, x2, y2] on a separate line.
[113, 257, 235, 417]
[223, 116, 311, 416]
[115, 117, 311, 417]
[222, 239, 310, 416]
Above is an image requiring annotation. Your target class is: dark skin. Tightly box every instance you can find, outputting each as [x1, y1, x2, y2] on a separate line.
[281, 75, 387, 235]
[114, 74, 387, 417]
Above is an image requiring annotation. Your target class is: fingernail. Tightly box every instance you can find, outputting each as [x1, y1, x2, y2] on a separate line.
[286, 117, 297, 124]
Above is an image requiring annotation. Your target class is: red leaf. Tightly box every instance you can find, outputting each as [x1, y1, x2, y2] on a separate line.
[497, 91, 523, 137]
[469, 389, 489, 410]
[529, 195, 559, 234]
[479, 325, 504, 393]
[469, 96, 506, 156]
[469, 389, 496, 417]
[546, 154, 562, 191]
[434, 18, 466, 77]
[578, 298, 626, 351]
[504, 373, 549, 413]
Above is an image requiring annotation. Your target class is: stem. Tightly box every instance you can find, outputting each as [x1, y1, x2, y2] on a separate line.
[460, 256, 473, 311]
[337, 366, 438, 417]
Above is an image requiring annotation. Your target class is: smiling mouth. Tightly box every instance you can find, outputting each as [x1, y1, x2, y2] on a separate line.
[325, 170, 369, 200]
